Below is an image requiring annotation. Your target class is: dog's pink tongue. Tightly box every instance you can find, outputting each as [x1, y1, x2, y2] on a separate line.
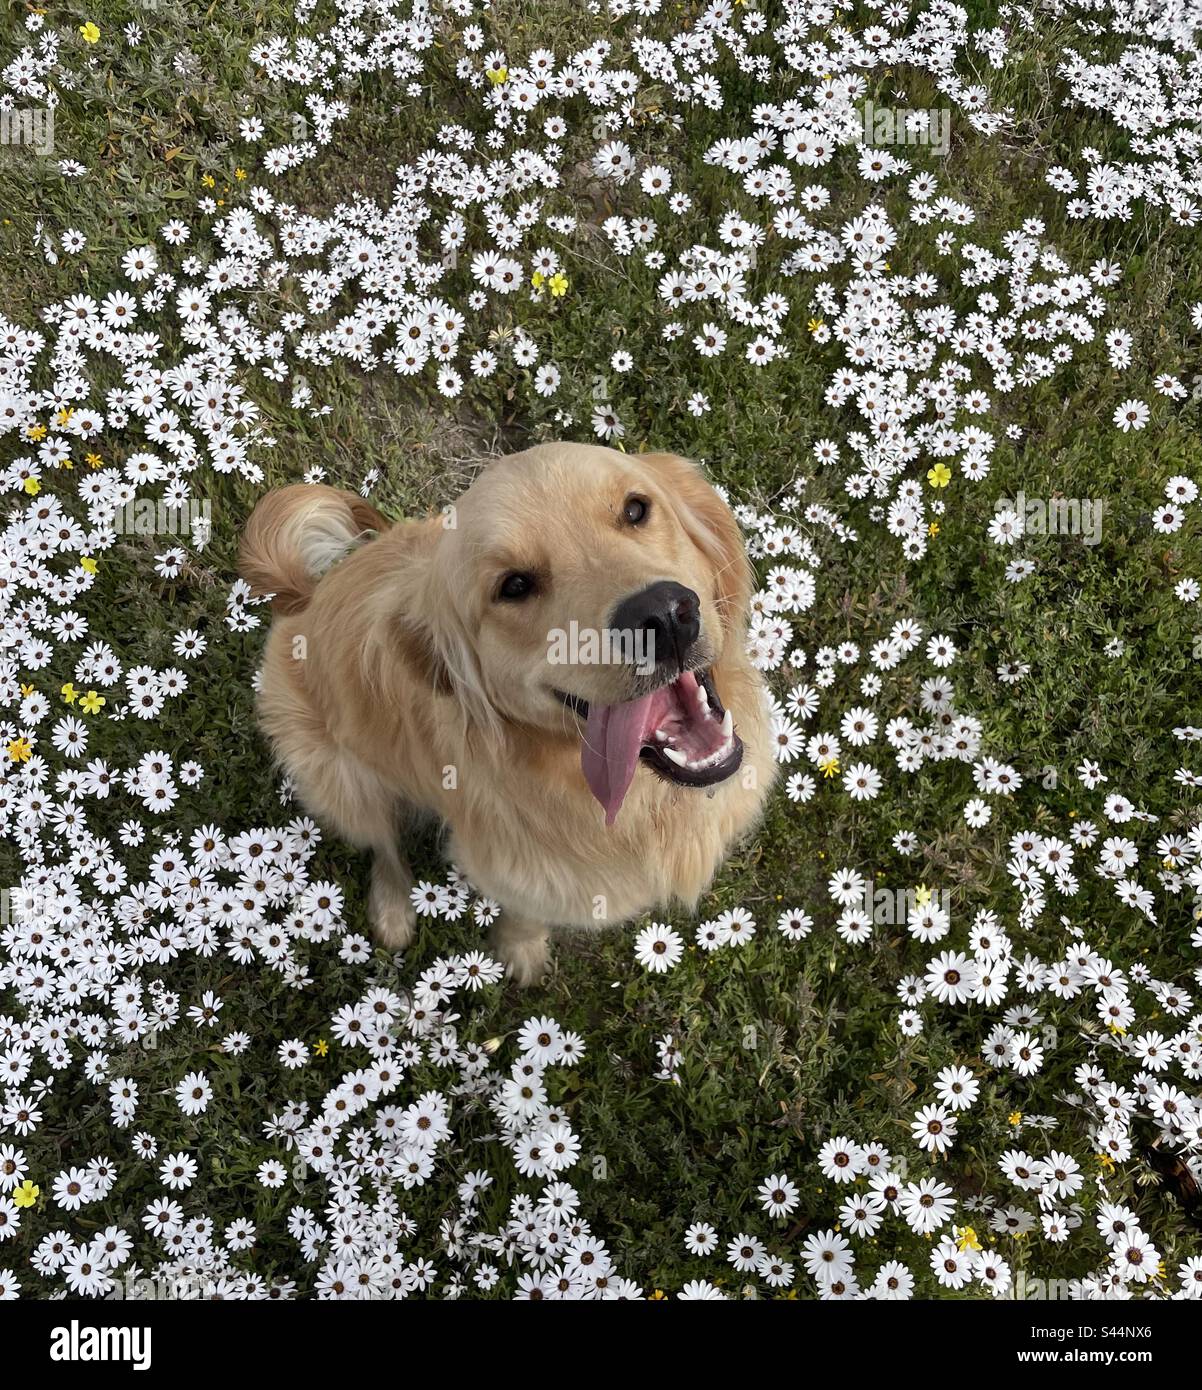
[582, 694, 656, 826]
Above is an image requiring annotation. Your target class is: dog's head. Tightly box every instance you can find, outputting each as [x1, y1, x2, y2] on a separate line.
[400, 443, 753, 823]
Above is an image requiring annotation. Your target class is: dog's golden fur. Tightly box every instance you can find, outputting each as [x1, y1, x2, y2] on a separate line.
[239, 442, 774, 982]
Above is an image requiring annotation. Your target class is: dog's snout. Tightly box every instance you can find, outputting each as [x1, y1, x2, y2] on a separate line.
[612, 581, 701, 669]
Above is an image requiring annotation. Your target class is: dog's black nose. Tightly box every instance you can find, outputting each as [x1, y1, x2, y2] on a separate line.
[611, 581, 701, 670]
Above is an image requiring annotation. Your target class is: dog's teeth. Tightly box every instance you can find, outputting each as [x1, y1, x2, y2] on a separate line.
[696, 684, 708, 709]
[721, 709, 733, 739]
[654, 729, 668, 742]
[663, 747, 688, 767]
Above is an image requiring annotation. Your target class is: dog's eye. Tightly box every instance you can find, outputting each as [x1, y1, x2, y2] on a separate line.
[497, 571, 537, 601]
[623, 495, 650, 525]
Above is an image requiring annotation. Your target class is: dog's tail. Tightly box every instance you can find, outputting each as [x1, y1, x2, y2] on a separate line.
[239, 484, 388, 614]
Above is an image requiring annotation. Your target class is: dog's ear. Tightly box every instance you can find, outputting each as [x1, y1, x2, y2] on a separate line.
[640, 451, 752, 632]
[382, 525, 501, 734]
[391, 609, 455, 699]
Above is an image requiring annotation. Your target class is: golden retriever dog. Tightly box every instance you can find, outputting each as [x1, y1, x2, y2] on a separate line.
[238, 443, 774, 983]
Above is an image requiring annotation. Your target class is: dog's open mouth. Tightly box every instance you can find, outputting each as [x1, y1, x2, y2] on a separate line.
[555, 668, 743, 825]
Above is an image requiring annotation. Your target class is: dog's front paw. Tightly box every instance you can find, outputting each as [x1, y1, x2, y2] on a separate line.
[370, 885, 416, 951]
[490, 922, 550, 987]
